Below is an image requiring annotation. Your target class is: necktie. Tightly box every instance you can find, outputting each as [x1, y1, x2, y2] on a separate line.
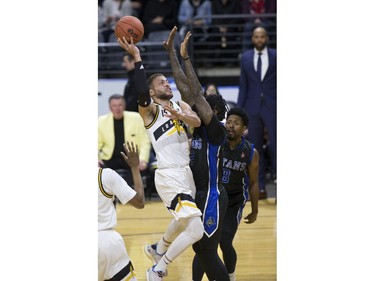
[257, 52, 262, 81]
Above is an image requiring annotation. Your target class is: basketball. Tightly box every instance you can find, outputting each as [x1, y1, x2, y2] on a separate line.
[115, 16, 144, 44]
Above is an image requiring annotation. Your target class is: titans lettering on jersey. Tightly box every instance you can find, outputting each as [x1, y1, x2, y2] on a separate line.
[189, 137, 202, 168]
[222, 139, 254, 197]
[222, 158, 247, 172]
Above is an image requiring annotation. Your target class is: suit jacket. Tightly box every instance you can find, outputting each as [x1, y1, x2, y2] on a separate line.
[98, 111, 151, 163]
[237, 48, 277, 116]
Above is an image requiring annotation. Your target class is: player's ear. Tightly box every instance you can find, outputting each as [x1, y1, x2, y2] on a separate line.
[149, 89, 154, 97]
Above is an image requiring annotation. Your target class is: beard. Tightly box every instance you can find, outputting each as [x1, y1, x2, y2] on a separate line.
[156, 91, 173, 100]
[254, 41, 267, 50]
[226, 132, 236, 141]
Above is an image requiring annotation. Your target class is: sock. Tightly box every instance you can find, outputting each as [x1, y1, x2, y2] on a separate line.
[154, 255, 172, 272]
[156, 237, 171, 255]
[156, 217, 203, 272]
[229, 272, 236, 281]
[157, 219, 184, 254]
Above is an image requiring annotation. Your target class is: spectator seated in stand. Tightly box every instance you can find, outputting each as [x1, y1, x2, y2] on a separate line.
[101, 0, 133, 42]
[241, 0, 276, 50]
[141, 0, 178, 38]
[210, 0, 242, 66]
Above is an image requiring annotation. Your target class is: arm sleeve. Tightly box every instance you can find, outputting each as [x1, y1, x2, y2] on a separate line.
[134, 61, 152, 107]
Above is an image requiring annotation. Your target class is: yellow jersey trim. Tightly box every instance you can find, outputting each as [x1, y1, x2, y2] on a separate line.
[175, 201, 199, 213]
[98, 168, 113, 198]
[145, 105, 160, 129]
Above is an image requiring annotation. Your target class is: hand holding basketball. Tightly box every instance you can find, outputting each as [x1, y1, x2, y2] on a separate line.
[117, 36, 140, 58]
[115, 16, 144, 44]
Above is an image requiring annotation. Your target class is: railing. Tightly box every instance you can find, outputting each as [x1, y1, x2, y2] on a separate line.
[98, 13, 276, 79]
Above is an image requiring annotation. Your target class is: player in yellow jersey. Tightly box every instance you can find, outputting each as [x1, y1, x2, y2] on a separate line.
[98, 141, 145, 281]
[118, 36, 204, 281]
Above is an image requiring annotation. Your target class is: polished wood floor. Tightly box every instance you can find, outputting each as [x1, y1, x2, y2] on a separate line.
[114, 198, 276, 281]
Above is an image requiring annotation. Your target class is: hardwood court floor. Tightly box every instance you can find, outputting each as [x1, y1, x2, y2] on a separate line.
[115, 198, 276, 281]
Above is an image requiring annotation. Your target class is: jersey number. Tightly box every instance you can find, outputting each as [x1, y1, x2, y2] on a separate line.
[222, 169, 231, 184]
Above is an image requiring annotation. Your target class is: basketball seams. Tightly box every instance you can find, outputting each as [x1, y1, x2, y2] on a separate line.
[115, 16, 144, 43]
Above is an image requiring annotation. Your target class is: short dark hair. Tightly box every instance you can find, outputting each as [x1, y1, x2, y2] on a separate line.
[205, 94, 228, 121]
[108, 94, 124, 103]
[252, 26, 268, 37]
[226, 107, 249, 127]
[147, 73, 164, 88]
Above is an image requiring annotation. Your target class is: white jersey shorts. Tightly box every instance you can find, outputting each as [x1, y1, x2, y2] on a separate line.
[98, 229, 136, 281]
[154, 166, 202, 220]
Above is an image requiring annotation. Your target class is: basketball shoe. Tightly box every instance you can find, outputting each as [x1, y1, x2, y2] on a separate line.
[146, 265, 167, 281]
[144, 243, 163, 265]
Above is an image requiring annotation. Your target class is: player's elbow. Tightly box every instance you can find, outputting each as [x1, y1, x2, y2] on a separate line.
[129, 194, 145, 209]
[133, 201, 145, 209]
[192, 117, 201, 128]
[134, 196, 145, 209]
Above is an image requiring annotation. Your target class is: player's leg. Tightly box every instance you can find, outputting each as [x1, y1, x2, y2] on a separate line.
[247, 115, 267, 195]
[192, 252, 205, 281]
[147, 215, 204, 280]
[146, 168, 203, 280]
[192, 234, 229, 281]
[155, 216, 203, 271]
[261, 106, 277, 180]
[219, 201, 243, 281]
[192, 189, 230, 281]
[144, 218, 184, 265]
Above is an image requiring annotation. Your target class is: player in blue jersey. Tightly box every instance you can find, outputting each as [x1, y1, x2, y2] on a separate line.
[220, 107, 259, 281]
[163, 27, 230, 281]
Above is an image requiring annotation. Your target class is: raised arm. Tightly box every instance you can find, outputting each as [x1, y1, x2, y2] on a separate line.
[180, 31, 214, 126]
[244, 148, 259, 224]
[117, 36, 156, 125]
[121, 141, 145, 209]
[163, 26, 193, 106]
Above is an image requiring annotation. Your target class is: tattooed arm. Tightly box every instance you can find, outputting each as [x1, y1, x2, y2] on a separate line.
[163, 26, 194, 106]
[180, 31, 213, 126]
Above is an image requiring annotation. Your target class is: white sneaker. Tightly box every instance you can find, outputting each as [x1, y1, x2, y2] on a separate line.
[144, 243, 163, 265]
[146, 265, 167, 281]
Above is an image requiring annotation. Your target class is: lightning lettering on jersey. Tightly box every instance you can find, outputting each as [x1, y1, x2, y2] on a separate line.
[172, 119, 183, 135]
[160, 104, 184, 135]
[153, 119, 185, 140]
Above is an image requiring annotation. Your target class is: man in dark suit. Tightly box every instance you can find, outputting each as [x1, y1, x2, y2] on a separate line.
[237, 26, 276, 199]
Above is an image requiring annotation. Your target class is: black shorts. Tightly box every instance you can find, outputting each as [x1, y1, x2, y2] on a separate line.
[221, 197, 245, 238]
[194, 187, 228, 250]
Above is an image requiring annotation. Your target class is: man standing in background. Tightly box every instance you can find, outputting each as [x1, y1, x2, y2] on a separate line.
[237, 26, 276, 199]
